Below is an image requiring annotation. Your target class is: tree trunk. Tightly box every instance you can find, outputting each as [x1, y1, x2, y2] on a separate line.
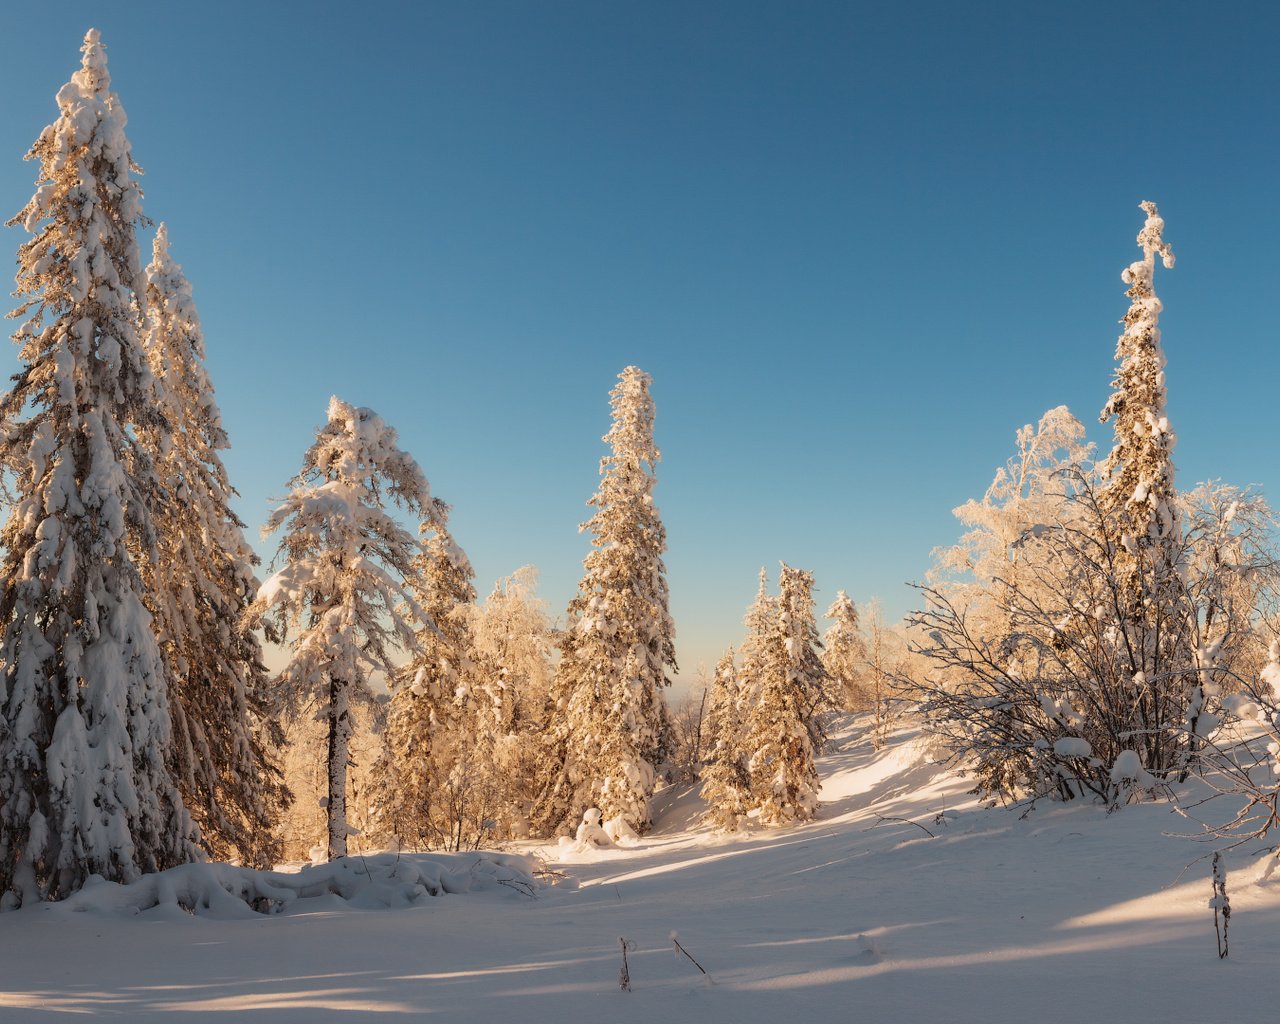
[327, 674, 352, 859]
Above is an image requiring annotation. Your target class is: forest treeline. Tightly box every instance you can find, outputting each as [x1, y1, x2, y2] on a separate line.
[3, 31, 1279, 907]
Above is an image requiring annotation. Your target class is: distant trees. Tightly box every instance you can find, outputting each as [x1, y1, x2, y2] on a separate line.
[822, 591, 867, 709]
[250, 397, 429, 860]
[536, 367, 676, 835]
[701, 648, 751, 829]
[0, 30, 197, 903]
[745, 565, 827, 824]
[703, 565, 830, 828]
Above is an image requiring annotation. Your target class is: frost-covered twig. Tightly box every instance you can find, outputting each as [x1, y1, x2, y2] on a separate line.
[869, 815, 935, 838]
[495, 877, 537, 899]
[1210, 851, 1230, 959]
[618, 937, 633, 991]
[670, 931, 710, 979]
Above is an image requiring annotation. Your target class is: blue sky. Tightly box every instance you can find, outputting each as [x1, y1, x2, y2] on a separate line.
[2, 2, 1278, 686]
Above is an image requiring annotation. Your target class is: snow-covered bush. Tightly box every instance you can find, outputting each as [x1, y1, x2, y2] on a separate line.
[38, 851, 540, 919]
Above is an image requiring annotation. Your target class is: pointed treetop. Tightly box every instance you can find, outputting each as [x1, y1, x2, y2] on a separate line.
[153, 221, 171, 262]
[148, 224, 184, 292]
[75, 28, 110, 96]
[603, 365, 659, 467]
[825, 590, 856, 620]
[1135, 200, 1175, 272]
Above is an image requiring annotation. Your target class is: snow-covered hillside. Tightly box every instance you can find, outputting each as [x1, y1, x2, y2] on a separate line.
[3, 716, 1278, 1022]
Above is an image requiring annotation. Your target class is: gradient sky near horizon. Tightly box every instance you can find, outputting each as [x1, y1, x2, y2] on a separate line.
[2, 2, 1278, 688]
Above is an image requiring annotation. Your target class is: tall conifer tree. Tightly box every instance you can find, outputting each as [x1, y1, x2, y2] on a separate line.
[140, 225, 287, 867]
[538, 367, 676, 833]
[1099, 200, 1181, 591]
[822, 591, 866, 710]
[1097, 202, 1198, 774]
[0, 30, 195, 903]
[701, 648, 751, 829]
[250, 397, 428, 859]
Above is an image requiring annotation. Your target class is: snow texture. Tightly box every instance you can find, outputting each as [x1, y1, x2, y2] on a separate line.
[4, 716, 1280, 1022]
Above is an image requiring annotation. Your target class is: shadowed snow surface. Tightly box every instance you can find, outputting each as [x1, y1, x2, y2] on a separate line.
[3, 715, 1279, 1021]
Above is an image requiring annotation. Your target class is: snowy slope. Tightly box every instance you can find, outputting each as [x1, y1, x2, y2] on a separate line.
[3, 715, 1279, 1021]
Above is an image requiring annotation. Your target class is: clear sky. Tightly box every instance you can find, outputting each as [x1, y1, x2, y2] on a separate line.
[2, 2, 1277, 688]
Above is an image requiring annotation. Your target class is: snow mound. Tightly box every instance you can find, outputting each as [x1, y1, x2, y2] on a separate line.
[41, 851, 539, 919]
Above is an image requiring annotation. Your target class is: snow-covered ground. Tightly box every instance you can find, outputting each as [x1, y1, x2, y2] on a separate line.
[4, 716, 1279, 1021]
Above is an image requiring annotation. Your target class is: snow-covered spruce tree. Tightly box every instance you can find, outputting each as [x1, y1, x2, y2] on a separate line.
[744, 564, 827, 825]
[0, 30, 197, 904]
[249, 397, 428, 860]
[372, 499, 487, 851]
[535, 367, 676, 834]
[822, 591, 868, 710]
[1097, 201, 1202, 777]
[139, 225, 287, 867]
[736, 567, 776, 713]
[1099, 201, 1180, 595]
[701, 648, 752, 829]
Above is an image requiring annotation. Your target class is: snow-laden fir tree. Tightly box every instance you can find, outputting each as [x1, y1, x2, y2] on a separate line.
[1097, 201, 1201, 775]
[744, 564, 827, 825]
[372, 499, 484, 851]
[700, 648, 752, 830]
[0, 30, 196, 903]
[822, 591, 867, 711]
[140, 225, 287, 867]
[249, 397, 428, 860]
[536, 367, 676, 834]
[736, 567, 775, 714]
[1099, 201, 1181, 594]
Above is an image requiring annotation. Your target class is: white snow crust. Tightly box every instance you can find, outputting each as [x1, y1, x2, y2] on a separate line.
[4, 716, 1280, 1022]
